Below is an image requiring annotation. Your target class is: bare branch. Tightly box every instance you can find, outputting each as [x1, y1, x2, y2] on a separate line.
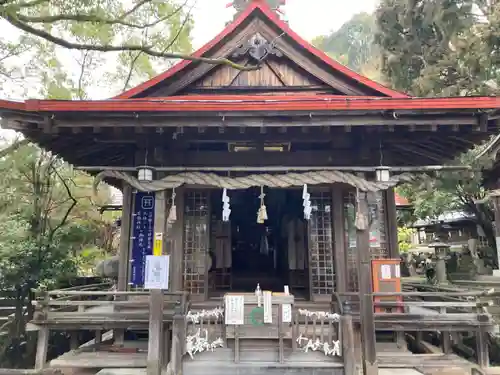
[3, 12, 259, 71]
[122, 51, 142, 91]
[48, 166, 77, 242]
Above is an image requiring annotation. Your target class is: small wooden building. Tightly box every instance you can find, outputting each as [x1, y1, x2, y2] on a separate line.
[0, 0, 499, 372]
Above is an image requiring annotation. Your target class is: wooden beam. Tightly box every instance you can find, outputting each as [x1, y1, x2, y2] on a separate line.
[148, 150, 403, 167]
[52, 115, 480, 129]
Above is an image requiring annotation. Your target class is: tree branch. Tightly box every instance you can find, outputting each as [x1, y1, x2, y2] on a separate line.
[48, 166, 77, 243]
[3, 12, 259, 71]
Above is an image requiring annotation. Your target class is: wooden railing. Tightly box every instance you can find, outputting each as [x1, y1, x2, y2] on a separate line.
[31, 288, 189, 372]
[334, 289, 496, 370]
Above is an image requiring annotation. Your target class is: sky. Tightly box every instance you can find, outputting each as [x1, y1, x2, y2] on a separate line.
[190, 0, 378, 49]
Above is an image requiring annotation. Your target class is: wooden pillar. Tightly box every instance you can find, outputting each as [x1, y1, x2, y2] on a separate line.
[356, 190, 378, 375]
[492, 194, 500, 276]
[341, 315, 357, 375]
[170, 188, 185, 291]
[384, 188, 399, 259]
[476, 327, 490, 368]
[147, 289, 164, 375]
[115, 183, 133, 345]
[332, 185, 347, 295]
[35, 327, 49, 371]
[118, 183, 133, 291]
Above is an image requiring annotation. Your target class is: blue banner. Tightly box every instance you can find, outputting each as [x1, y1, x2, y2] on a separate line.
[130, 191, 155, 287]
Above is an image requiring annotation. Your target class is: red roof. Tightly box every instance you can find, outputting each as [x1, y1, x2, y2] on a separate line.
[395, 193, 411, 207]
[0, 95, 498, 113]
[114, 0, 408, 99]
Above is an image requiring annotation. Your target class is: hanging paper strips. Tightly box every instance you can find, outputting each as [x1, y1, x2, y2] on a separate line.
[130, 191, 156, 286]
[303, 184, 311, 220]
[263, 291, 272, 323]
[222, 188, 231, 222]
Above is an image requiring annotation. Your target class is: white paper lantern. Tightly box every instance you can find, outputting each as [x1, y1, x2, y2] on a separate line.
[137, 167, 154, 182]
[375, 166, 391, 182]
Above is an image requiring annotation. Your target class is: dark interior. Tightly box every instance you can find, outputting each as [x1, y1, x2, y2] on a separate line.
[209, 188, 309, 296]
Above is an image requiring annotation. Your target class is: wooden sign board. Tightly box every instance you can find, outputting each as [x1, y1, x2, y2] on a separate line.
[371, 259, 403, 313]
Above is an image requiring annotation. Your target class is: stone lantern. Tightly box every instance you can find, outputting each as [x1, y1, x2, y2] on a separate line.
[428, 239, 450, 284]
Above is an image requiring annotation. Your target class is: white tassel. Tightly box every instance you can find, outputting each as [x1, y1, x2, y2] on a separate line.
[257, 186, 267, 223]
[167, 188, 177, 223]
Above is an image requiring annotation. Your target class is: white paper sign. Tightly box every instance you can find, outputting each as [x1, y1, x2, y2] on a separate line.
[144, 255, 170, 290]
[380, 264, 391, 280]
[225, 295, 244, 325]
[282, 304, 292, 323]
[394, 264, 401, 278]
[263, 291, 272, 324]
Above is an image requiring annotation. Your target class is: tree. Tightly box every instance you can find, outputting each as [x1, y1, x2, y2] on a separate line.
[313, 13, 376, 72]
[312, 12, 385, 83]
[374, 0, 500, 266]
[0, 139, 114, 367]
[375, 0, 500, 96]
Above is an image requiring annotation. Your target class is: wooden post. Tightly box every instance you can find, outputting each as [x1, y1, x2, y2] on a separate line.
[171, 313, 185, 375]
[341, 315, 357, 375]
[147, 289, 164, 375]
[356, 190, 378, 375]
[118, 183, 133, 291]
[332, 186, 347, 296]
[35, 292, 50, 371]
[115, 183, 133, 345]
[384, 188, 399, 259]
[492, 194, 500, 276]
[170, 188, 184, 291]
[35, 327, 50, 371]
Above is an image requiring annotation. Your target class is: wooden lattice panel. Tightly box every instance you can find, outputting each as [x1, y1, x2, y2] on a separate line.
[309, 191, 335, 298]
[183, 191, 209, 295]
[344, 190, 388, 292]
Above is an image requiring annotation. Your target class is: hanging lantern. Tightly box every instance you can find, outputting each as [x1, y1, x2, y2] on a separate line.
[375, 166, 391, 182]
[137, 166, 154, 182]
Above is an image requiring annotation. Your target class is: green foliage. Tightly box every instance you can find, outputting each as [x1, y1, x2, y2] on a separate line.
[398, 226, 415, 253]
[312, 12, 385, 83]
[312, 13, 377, 72]
[375, 0, 500, 96]
[0, 0, 194, 98]
[0, 138, 116, 367]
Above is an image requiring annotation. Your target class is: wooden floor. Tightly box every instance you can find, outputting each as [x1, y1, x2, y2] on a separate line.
[49, 339, 477, 373]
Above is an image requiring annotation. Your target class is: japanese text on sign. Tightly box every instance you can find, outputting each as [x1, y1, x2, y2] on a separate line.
[130, 192, 156, 287]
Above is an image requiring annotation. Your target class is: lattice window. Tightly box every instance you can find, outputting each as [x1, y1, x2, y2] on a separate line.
[183, 191, 209, 295]
[309, 191, 335, 296]
[344, 190, 388, 292]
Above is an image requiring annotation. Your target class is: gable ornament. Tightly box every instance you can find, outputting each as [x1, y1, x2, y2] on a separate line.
[232, 33, 283, 63]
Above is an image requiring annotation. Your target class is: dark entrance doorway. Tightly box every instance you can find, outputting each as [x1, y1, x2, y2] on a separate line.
[209, 188, 309, 297]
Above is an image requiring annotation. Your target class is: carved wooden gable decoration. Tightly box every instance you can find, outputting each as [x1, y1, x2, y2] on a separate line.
[116, 2, 406, 99]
